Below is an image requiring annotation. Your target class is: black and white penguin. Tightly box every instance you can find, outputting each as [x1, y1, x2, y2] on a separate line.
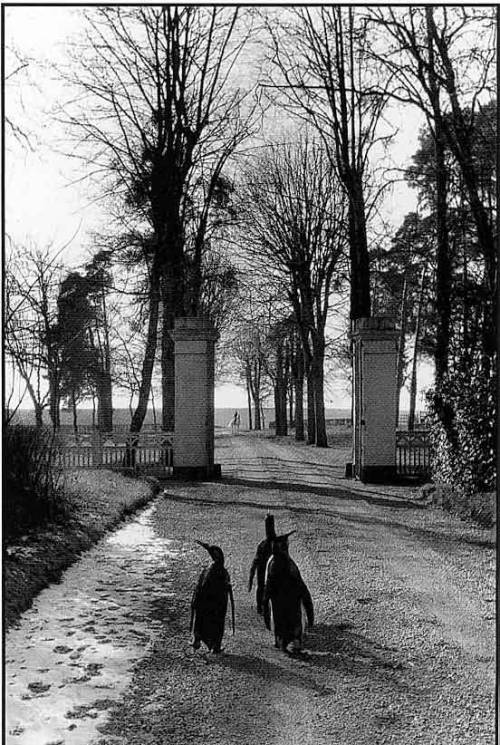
[263, 532, 314, 653]
[190, 541, 235, 653]
[248, 513, 281, 614]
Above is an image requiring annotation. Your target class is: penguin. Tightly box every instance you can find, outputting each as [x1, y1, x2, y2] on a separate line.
[262, 532, 314, 653]
[248, 513, 279, 614]
[190, 541, 235, 653]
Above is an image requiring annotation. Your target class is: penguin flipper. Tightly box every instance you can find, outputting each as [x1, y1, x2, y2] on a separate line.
[262, 587, 271, 630]
[229, 584, 235, 635]
[248, 556, 258, 592]
[301, 582, 314, 627]
[189, 604, 195, 633]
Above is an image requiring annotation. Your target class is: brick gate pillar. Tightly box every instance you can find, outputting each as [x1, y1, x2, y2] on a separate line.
[351, 317, 398, 483]
[173, 317, 221, 480]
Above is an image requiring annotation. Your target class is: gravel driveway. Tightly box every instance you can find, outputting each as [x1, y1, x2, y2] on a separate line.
[6, 433, 495, 745]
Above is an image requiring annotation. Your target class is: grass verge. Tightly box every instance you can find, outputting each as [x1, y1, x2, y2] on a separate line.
[3, 469, 160, 630]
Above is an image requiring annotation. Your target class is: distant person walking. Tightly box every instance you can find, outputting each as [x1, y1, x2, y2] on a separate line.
[230, 411, 241, 435]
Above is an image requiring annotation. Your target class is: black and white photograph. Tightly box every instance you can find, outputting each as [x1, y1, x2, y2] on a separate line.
[3, 5, 496, 744]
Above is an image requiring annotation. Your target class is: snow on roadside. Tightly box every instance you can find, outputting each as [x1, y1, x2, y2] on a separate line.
[5, 505, 182, 745]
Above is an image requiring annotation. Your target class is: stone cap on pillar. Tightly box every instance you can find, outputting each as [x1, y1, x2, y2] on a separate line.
[350, 316, 398, 341]
[173, 316, 219, 342]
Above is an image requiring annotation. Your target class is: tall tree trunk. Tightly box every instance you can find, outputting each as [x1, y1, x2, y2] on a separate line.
[245, 364, 253, 431]
[22, 374, 44, 427]
[396, 275, 409, 428]
[161, 327, 175, 432]
[408, 268, 426, 431]
[130, 275, 160, 433]
[97, 372, 113, 432]
[251, 358, 262, 430]
[34, 403, 43, 428]
[254, 399, 261, 430]
[348, 175, 372, 320]
[311, 338, 327, 447]
[49, 371, 60, 430]
[425, 7, 455, 442]
[71, 389, 78, 436]
[426, 8, 451, 395]
[160, 239, 185, 432]
[294, 342, 305, 442]
[274, 384, 288, 436]
[274, 340, 288, 436]
[306, 365, 316, 445]
[433, 130, 451, 391]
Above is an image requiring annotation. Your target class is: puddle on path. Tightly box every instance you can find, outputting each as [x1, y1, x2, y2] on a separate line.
[5, 504, 185, 745]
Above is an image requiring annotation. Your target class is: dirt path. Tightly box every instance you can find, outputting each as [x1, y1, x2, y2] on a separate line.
[6, 433, 495, 745]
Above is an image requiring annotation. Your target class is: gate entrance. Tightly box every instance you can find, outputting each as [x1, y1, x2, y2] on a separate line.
[173, 316, 221, 479]
[351, 317, 398, 483]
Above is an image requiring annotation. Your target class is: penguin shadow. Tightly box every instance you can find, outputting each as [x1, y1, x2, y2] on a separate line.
[301, 622, 406, 678]
[208, 649, 333, 696]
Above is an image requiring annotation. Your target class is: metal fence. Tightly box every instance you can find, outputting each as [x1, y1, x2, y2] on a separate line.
[396, 430, 431, 478]
[397, 412, 429, 429]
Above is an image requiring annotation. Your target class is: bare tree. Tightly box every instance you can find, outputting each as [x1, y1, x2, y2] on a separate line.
[264, 7, 393, 320]
[5, 45, 36, 150]
[60, 6, 256, 430]
[238, 137, 347, 446]
[225, 285, 278, 432]
[113, 324, 149, 422]
[5, 243, 65, 428]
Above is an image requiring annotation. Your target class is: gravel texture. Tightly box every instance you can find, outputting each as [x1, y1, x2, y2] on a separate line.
[6, 433, 495, 745]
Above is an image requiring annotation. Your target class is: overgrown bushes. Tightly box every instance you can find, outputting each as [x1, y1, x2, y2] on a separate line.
[427, 367, 496, 525]
[3, 425, 67, 539]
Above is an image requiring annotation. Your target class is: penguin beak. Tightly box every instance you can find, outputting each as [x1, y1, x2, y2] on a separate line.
[284, 530, 296, 538]
[195, 540, 210, 552]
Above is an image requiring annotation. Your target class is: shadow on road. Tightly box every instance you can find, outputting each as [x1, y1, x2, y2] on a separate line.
[210, 651, 332, 695]
[304, 623, 406, 677]
[208, 622, 409, 693]
[336, 510, 495, 549]
[221, 455, 346, 471]
[220, 476, 424, 511]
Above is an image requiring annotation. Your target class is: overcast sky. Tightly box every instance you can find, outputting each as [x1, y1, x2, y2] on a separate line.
[5, 6, 433, 411]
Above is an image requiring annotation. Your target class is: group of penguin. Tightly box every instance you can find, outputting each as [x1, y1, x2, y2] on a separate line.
[190, 513, 314, 654]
